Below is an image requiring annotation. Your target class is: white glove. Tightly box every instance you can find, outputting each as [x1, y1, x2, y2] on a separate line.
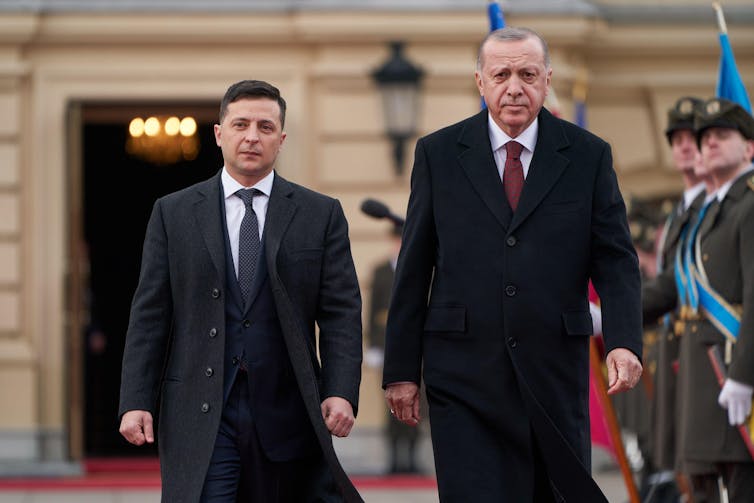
[364, 347, 384, 369]
[718, 378, 754, 426]
[589, 301, 602, 336]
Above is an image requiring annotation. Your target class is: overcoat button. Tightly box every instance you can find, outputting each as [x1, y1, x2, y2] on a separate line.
[507, 337, 517, 348]
[506, 236, 517, 247]
[201, 403, 210, 413]
[209, 328, 217, 338]
[505, 285, 517, 297]
[205, 367, 213, 377]
[232, 356, 239, 366]
[211, 288, 221, 299]
[243, 320, 251, 328]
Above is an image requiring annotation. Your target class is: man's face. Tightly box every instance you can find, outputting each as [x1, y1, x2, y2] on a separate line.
[214, 98, 286, 186]
[669, 129, 698, 173]
[700, 127, 754, 179]
[475, 36, 551, 138]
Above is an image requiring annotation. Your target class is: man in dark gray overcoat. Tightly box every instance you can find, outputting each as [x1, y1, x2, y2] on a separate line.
[118, 80, 363, 502]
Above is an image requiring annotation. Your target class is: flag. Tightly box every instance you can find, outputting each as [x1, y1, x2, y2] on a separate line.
[589, 354, 617, 457]
[713, 3, 751, 112]
[716, 33, 751, 113]
[587, 283, 615, 458]
[481, 2, 506, 110]
[487, 0, 505, 31]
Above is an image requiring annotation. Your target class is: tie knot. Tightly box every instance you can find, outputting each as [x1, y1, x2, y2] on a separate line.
[235, 188, 259, 207]
[505, 141, 523, 160]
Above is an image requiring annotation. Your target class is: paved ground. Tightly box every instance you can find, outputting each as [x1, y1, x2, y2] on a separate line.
[0, 433, 631, 502]
[0, 469, 628, 502]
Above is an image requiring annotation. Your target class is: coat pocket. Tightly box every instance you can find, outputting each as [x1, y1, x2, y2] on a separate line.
[562, 310, 593, 336]
[423, 305, 466, 334]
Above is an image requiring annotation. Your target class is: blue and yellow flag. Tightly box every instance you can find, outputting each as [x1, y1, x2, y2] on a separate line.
[713, 3, 751, 112]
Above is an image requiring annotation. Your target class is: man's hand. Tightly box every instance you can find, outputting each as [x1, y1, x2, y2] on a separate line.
[718, 378, 753, 426]
[385, 382, 420, 426]
[119, 410, 155, 446]
[606, 348, 642, 395]
[321, 397, 355, 438]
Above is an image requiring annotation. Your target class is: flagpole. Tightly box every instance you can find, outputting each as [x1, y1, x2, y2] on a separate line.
[589, 340, 641, 503]
[712, 2, 727, 34]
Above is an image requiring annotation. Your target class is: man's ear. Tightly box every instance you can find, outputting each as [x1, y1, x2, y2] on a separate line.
[474, 71, 484, 96]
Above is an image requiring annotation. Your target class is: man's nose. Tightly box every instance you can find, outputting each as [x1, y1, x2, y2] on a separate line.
[506, 76, 523, 96]
[244, 127, 259, 143]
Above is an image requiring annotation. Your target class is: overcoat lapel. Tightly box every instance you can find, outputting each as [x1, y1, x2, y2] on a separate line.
[509, 108, 570, 235]
[193, 173, 227, 284]
[698, 199, 721, 243]
[663, 204, 686, 252]
[458, 110, 512, 232]
[264, 175, 296, 277]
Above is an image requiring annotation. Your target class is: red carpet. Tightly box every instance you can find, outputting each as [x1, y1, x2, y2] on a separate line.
[0, 458, 437, 491]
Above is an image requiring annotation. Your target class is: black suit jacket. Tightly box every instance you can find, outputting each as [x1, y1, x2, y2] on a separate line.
[119, 171, 363, 502]
[383, 108, 642, 501]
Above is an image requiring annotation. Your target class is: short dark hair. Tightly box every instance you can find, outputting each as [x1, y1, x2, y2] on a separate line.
[476, 26, 551, 71]
[219, 79, 287, 128]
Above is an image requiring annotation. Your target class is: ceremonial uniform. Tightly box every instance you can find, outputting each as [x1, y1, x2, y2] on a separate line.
[641, 97, 706, 474]
[677, 98, 754, 502]
[646, 192, 703, 470]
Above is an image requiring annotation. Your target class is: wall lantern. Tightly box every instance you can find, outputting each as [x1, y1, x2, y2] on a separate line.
[371, 41, 424, 176]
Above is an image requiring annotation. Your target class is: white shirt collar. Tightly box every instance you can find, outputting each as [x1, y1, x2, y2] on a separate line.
[683, 183, 706, 211]
[487, 114, 539, 154]
[221, 167, 275, 200]
[717, 163, 754, 202]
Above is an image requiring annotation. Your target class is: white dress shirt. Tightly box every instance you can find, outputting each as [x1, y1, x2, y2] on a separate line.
[487, 114, 539, 181]
[221, 167, 274, 279]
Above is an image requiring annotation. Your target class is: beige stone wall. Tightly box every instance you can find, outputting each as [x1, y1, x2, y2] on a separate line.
[0, 8, 751, 460]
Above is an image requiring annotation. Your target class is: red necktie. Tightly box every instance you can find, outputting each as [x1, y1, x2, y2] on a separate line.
[504, 141, 524, 211]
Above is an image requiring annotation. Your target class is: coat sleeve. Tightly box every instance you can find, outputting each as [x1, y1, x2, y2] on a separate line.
[118, 199, 173, 417]
[588, 142, 643, 360]
[642, 265, 679, 324]
[729, 198, 754, 386]
[316, 199, 363, 413]
[382, 138, 437, 387]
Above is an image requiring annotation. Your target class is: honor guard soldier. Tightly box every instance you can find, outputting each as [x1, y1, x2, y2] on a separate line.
[642, 97, 709, 500]
[676, 97, 754, 503]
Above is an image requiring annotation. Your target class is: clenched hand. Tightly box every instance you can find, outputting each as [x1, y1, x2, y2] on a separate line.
[119, 410, 155, 446]
[321, 396, 355, 437]
[606, 348, 643, 395]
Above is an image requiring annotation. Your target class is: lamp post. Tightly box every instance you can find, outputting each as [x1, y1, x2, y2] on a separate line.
[372, 41, 424, 176]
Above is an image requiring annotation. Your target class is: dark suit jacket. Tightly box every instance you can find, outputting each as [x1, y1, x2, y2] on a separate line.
[383, 108, 642, 501]
[119, 171, 363, 502]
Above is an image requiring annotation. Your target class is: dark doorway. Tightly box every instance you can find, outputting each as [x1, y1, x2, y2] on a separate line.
[78, 103, 222, 456]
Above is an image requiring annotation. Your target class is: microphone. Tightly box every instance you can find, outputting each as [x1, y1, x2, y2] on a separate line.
[360, 199, 405, 227]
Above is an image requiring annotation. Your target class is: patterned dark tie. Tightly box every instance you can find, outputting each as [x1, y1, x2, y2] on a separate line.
[235, 189, 261, 303]
[504, 141, 525, 211]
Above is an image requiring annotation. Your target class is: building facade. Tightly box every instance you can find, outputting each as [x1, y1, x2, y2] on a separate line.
[0, 0, 751, 471]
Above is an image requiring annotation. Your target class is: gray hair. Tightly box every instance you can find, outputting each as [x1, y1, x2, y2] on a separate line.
[476, 27, 551, 71]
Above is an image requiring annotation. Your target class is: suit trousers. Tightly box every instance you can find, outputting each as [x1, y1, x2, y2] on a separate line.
[200, 372, 340, 502]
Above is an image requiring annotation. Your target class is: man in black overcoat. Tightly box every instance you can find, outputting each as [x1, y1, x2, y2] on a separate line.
[383, 27, 643, 502]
